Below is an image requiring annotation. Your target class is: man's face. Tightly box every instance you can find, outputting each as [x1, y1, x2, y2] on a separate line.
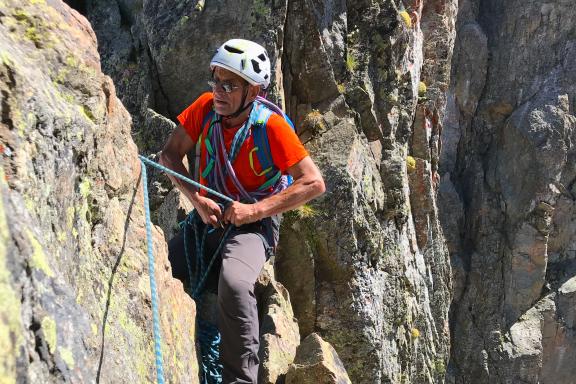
[211, 67, 251, 116]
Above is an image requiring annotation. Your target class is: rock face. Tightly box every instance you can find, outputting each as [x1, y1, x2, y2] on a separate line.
[256, 261, 300, 384]
[442, 0, 576, 382]
[1, 0, 464, 382]
[74, 0, 456, 383]
[0, 1, 198, 382]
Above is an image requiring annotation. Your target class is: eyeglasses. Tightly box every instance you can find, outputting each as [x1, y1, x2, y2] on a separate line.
[207, 79, 245, 94]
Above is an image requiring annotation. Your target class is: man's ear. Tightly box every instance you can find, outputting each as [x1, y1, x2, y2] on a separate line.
[248, 84, 261, 99]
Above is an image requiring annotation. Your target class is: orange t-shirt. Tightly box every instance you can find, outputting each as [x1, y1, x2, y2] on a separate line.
[177, 92, 308, 197]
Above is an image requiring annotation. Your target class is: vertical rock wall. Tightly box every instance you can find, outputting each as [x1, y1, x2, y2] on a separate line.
[443, 0, 576, 382]
[0, 1, 198, 382]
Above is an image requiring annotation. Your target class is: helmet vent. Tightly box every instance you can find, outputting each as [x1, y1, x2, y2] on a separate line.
[264, 74, 269, 79]
[251, 59, 261, 74]
[241, 59, 246, 69]
[258, 53, 266, 61]
[224, 45, 244, 54]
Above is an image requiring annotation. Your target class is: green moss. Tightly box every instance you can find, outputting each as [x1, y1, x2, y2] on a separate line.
[252, 0, 271, 19]
[0, 169, 23, 384]
[41, 316, 57, 353]
[58, 346, 75, 368]
[336, 83, 346, 94]
[25, 228, 54, 277]
[346, 51, 357, 72]
[294, 204, 318, 219]
[301, 109, 326, 136]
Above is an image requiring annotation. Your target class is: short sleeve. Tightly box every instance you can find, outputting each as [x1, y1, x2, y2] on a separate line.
[177, 92, 214, 142]
[266, 114, 309, 172]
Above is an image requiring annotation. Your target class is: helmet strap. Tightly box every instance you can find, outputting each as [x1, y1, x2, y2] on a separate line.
[224, 86, 253, 119]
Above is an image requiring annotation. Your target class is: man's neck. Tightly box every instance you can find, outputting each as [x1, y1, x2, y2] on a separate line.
[222, 104, 253, 129]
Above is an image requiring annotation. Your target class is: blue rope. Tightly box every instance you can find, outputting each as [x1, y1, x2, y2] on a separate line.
[140, 155, 234, 384]
[181, 209, 232, 383]
[139, 155, 233, 203]
[140, 159, 165, 384]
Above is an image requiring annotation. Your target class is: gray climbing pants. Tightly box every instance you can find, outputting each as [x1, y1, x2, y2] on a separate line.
[168, 223, 269, 384]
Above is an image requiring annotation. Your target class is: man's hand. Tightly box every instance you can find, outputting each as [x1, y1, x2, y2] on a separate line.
[193, 196, 223, 227]
[223, 201, 260, 227]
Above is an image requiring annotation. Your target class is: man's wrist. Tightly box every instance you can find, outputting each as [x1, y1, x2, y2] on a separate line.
[253, 201, 267, 222]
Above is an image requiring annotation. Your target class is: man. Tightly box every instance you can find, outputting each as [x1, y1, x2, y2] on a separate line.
[159, 39, 325, 383]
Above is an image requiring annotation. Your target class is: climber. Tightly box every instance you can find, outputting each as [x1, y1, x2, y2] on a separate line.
[158, 39, 325, 383]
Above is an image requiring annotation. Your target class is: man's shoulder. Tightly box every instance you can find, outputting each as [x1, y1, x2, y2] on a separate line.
[194, 92, 214, 113]
[265, 111, 293, 131]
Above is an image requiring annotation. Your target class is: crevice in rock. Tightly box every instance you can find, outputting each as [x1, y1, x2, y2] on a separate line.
[145, 43, 171, 119]
[96, 175, 139, 383]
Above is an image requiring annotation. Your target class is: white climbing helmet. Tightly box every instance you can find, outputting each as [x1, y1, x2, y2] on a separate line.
[210, 39, 271, 89]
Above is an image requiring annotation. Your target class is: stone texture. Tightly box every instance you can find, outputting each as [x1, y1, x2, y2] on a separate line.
[442, 0, 576, 382]
[285, 333, 351, 384]
[63, 0, 456, 382]
[256, 261, 301, 384]
[0, 1, 198, 382]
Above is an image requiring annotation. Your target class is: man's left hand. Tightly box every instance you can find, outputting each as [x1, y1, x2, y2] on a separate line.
[223, 201, 260, 226]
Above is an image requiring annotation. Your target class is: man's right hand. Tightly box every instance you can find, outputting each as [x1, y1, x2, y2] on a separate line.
[193, 195, 223, 227]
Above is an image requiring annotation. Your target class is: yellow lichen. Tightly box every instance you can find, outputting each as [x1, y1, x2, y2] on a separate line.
[79, 179, 91, 198]
[406, 156, 416, 173]
[66, 206, 75, 229]
[25, 228, 54, 277]
[399, 10, 412, 28]
[0, 168, 23, 383]
[411, 328, 420, 338]
[56, 231, 67, 243]
[41, 316, 57, 353]
[58, 346, 75, 368]
[418, 81, 427, 97]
